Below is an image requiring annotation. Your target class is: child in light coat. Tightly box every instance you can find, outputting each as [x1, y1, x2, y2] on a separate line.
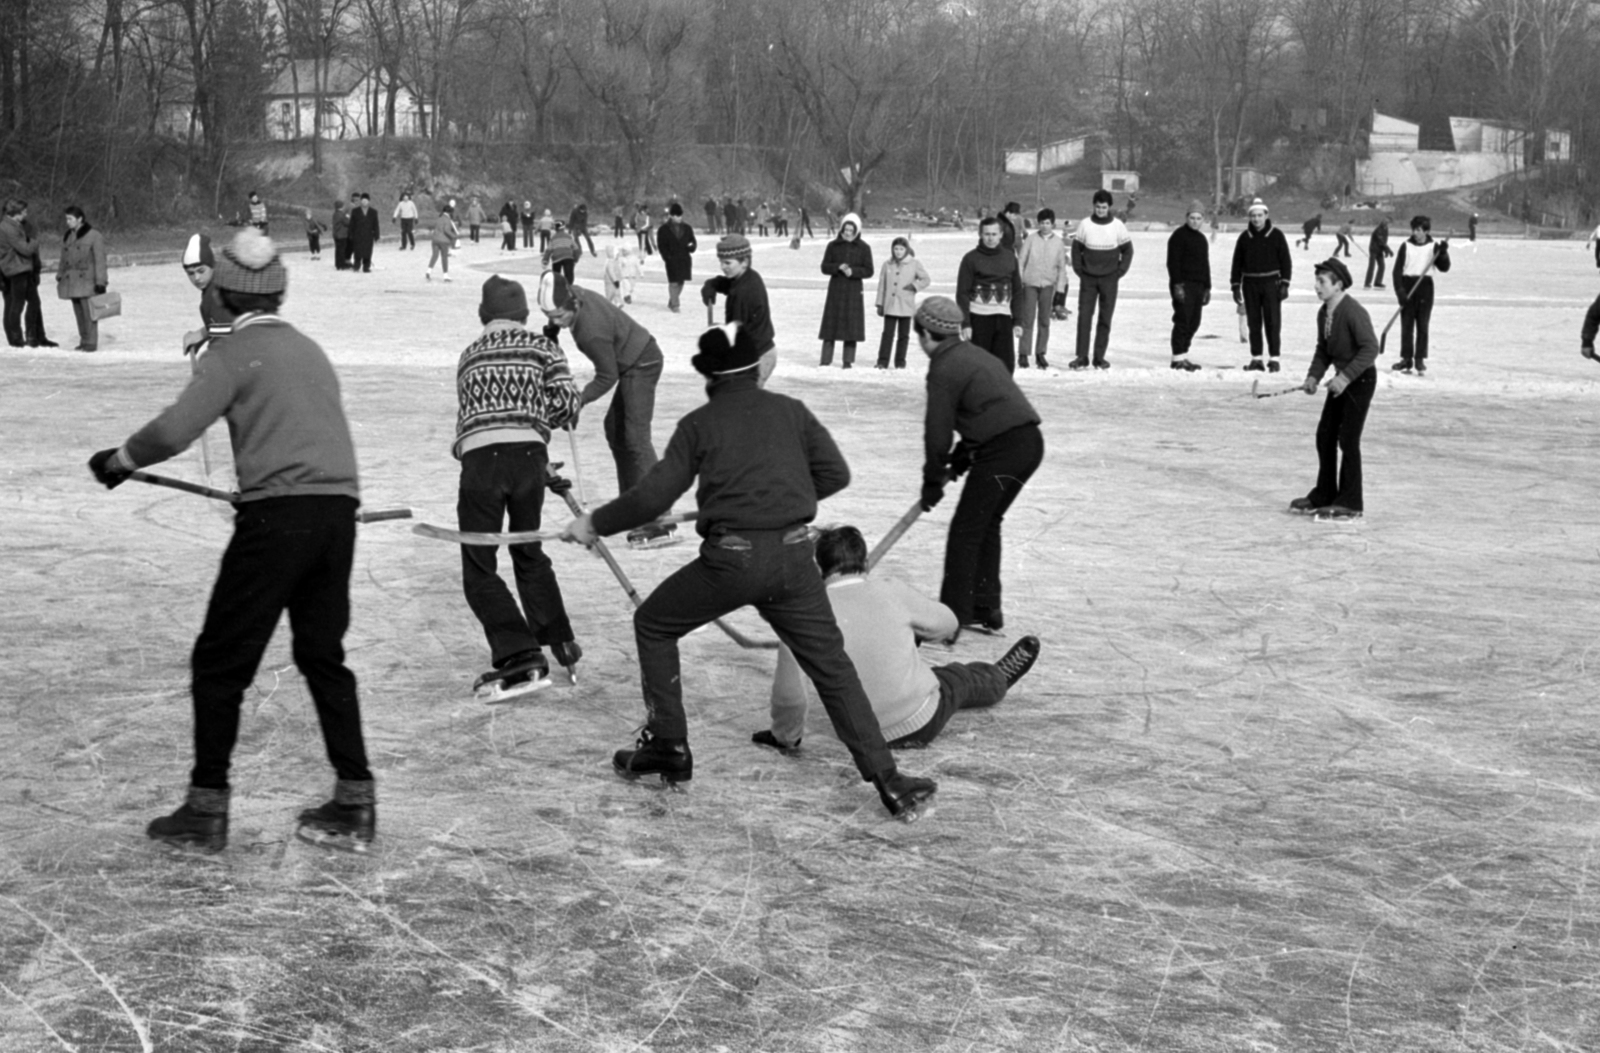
[874, 236, 931, 369]
[602, 244, 641, 306]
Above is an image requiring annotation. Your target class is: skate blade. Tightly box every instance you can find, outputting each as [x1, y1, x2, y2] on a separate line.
[627, 536, 684, 551]
[894, 796, 936, 824]
[476, 675, 553, 704]
[614, 769, 691, 790]
[295, 825, 373, 853]
[149, 834, 227, 855]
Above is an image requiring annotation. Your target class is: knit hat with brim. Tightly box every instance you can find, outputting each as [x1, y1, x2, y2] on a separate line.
[915, 295, 963, 336]
[1313, 257, 1353, 290]
[537, 270, 574, 313]
[692, 323, 763, 376]
[480, 275, 529, 321]
[213, 229, 286, 295]
[716, 234, 752, 261]
[182, 233, 215, 269]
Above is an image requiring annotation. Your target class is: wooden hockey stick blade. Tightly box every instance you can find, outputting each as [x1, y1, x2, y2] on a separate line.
[129, 470, 237, 503]
[866, 500, 923, 571]
[356, 507, 413, 523]
[412, 522, 562, 546]
[1251, 379, 1301, 399]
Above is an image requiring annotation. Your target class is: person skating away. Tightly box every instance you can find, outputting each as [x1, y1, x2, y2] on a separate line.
[1289, 258, 1379, 522]
[544, 222, 580, 286]
[56, 205, 108, 352]
[702, 234, 778, 386]
[1015, 208, 1070, 370]
[914, 296, 1044, 636]
[537, 208, 555, 252]
[425, 205, 459, 281]
[452, 275, 585, 700]
[818, 212, 874, 368]
[569, 202, 597, 256]
[1391, 215, 1451, 375]
[539, 270, 673, 547]
[1166, 200, 1211, 372]
[1296, 212, 1322, 250]
[799, 203, 815, 239]
[954, 217, 1023, 373]
[559, 324, 938, 820]
[1069, 189, 1133, 370]
[1230, 197, 1293, 373]
[1334, 218, 1354, 258]
[347, 193, 380, 273]
[1364, 217, 1393, 288]
[656, 202, 698, 313]
[631, 203, 654, 256]
[757, 526, 1042, 753]
[331, 199, 351, 270]
[88, 228, 377, 853]
[465, 198, 487, 243]
[874, 236, 930, 369]
[393, 191, 418, 251]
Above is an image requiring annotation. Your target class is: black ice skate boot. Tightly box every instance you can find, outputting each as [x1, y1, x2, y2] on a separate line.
[995, 635, 1042, 688]
[147, 786, 230, 852]
[613, 728, 693, 786]
[874, 768, 938, 822]
[297, 779, 376, 853]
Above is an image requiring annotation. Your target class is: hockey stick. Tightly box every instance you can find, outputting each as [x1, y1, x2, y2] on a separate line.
[128, 469, 411, 522]
[544, 467, 775, 650]
[706, 299, 716, 326]
[1249, 378, 1302, 399]
[566, 427, 587, 508]
[865, 500, 923, 571]
[1377, 250, 1441, 355]
[414, 510, 697, 548]
[1236, 302, 1248, 344]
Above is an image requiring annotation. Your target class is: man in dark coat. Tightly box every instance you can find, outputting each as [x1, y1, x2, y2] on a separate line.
[569, 202, 596, 256]
[656, 202, 698, 313]
[331, 199, 351, 271]
[1364, 217, 1393, 289]
[348, 194, 381, 273]
[1166, 200, 1211, 371]
[723, 197, 741, 236]
[703, 197, 719, 234]
[1230, 198, 1293, 372]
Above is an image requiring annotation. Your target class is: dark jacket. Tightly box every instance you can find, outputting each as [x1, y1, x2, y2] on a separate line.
[702, 269, 774, 352]
[1165, 225, 1210, 288]
[331, 206, 350, 240]
[656, 218, 698, 283]
[0, 215, 40, 278]
[569, 204, 590, 233]
[348, 205, 380, 249]
[1307, 294, 1379, 383]
[1368, 222, 1392, 258]
[955, 243, 1021, 325]
[921, 335, 1041, 489]
[590, 370, 848, 538]
[817, 236, 874, 341]
[1230, 221, 1293, 293]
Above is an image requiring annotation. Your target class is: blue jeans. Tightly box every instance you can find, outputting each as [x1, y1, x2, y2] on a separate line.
[602, 350, 662, 493]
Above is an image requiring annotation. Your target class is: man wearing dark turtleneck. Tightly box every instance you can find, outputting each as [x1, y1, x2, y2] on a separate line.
[955, 216, 1023, 373]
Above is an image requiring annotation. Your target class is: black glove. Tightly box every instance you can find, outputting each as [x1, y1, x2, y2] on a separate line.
[1278, 280, 1291, 301]
[546, 474, 573, 496]
[94, 285, 107, 295]
[920, 484, 943, 513]
[1201, 289, 1211, 306]
[1051, 290, 1066, 310]
[88, 448, 131, 489]
[1231, 283, 1242, 305]
[542, 323, 561, 343]
[946, 441, 976, 481]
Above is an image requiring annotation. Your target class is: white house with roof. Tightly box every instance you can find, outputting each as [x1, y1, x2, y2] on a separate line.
[264, 58, 426, 140]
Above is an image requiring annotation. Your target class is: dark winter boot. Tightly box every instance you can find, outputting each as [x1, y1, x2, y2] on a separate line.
[995, 635, 1042, 688]
[147, 786, 230, 852]
[842, 342, 856, 369]
[1244, 357, 1266, 372]
[614, 728, 693, 785]
[297, 779, 376, 852]
[1268, 359, 1281, 373]
[819, 341, 835, 367]
[874, 768, 937, 821]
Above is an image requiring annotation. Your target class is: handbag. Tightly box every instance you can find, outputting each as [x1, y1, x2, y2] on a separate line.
[88, 291, 121, 321]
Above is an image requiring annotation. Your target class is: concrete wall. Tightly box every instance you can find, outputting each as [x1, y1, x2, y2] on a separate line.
[1356, 151, 1519, 195]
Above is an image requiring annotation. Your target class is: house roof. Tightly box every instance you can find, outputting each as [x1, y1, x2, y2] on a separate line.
[266, 58, 370, 98]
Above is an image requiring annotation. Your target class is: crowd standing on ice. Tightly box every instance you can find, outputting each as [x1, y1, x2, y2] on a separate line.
[51, 181, 1600, 850]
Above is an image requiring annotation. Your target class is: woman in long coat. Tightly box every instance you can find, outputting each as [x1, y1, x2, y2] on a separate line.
[56, 205, 108, 352]
[655, 202, 697, 313]
[817, 212, 873, 368]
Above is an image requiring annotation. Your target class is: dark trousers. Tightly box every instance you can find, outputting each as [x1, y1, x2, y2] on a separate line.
[2, 270, 27, 345]
[576, 229, 597, 255]
[1075, 273, 1119, 363]
[539, 230, 550, 252]
[457, 443, 574, 666]
[603, 353, 662, 492]
[941, 423, 1045, 623]
[886, 662, 1008, 749]
[351, 242, 373, 272]
[554, 259, 575, 286]
[190, 496, 370, 791]
[1308, 367, 1375, 512]
[877, 315, 911, 367]
[1399, 287, 1435, 364]
[819, 340, 857, 367]
[969, 313, 1015, 373]
[399, 218, 416, 250]
[1014, 285, 1054, 363]
[334, 238, 350, 269]
[634, 530, 895, 780]
[469, 224, 480, 242]
[307, 232, 321, 256]
[522, 222, 534, 248]
[1170, 282, 1206, 355]
[1242, 279, 1282, 359]
[1335, 234, 1351, 256]
[1364, 252, 1386, 287]
[503, 232, 517, 251]
[70, 297, 97, 350]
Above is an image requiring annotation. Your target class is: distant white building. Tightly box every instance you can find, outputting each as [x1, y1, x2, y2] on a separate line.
[265, 58, 426, 140]
[1357, 110, 1572, 195]
[1368, 112, 1419, 153]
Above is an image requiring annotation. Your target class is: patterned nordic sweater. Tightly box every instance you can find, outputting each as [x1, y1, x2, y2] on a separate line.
[453, 321, 582, 459]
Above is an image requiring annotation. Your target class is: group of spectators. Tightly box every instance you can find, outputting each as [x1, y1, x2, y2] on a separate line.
[1, 197, 109, 352]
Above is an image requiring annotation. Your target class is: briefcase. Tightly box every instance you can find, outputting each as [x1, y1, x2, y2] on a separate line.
[88, 291, 122, 321]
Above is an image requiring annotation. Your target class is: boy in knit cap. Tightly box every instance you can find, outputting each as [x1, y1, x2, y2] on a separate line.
[757, 525, 1042, 753]
[914, 295, 1043, 634]
[956, 216, 1023, 373]
[560, 323, 938, 821]
[701, 234, 777, 385]
[454, 275, 586, 698]
[1165, 201, 1211, 371]
[1230, 197, 1293, 372]
[1292, 257, 1378, 520]
[1014, 208, 1069, 370]
[1070, 189, 1134, 370]
[87, 228, 378, 853]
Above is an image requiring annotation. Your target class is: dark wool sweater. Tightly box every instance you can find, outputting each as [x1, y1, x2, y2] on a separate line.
[590, 370, 848, 538]
[922, 335, 1042, 488]
[701, 269, 775, 352]
[123, 314, 360, 501]
[955, 244, 1022, 323]
[1230, 221, 1293, 285]
[1165, 225, 1211, 287]
[453, 322, 582, 458]
[1307, 295, 1380, 382]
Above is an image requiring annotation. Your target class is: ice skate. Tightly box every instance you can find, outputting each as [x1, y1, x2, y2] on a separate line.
[1170, 358, 1202, 372]
[1267, 360, 1281, 373]
[995, 635, 1041, 688]
[473, 653, 552, 703]
[295, 799, 375, 853]
[627, 522, 681, 550]
[551, 640, 583, 685]
[1068, 358, 1089, 371]
[147, 800, 228, 853]
[874, 769, 937, 823]
[1243, 358, 1265, 371]
[751, 729, 802, 756]
[614, 728, 693, 786]
[1314, 505, 1363, 522]
[1288, 496, 1321, 515]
